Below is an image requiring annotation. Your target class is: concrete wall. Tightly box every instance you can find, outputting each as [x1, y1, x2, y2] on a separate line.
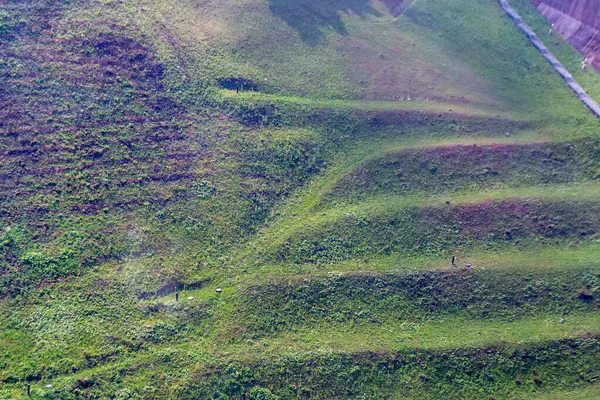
[500, 0, 600, 117]
[532, 0, 600, 72]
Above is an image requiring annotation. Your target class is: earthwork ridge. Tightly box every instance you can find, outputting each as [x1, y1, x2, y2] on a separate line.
[1, 0, 600, 399]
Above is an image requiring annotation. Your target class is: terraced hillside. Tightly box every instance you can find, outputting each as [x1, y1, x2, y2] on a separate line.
[1, 0, 600, 398]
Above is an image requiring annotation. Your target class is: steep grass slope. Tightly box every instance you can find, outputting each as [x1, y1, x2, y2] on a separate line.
[1, 0, 600, 399]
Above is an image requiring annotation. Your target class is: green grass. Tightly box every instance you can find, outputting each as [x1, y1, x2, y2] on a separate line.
[246, 240, 600, 276]
[217, 89, 518, 117]
[246, 181, 600, 262]
[529, 386, 600, 400]
[117, 0, 600, 121]
[249, 133, 553, 220]
[2, 0, 600, 398]
[232, 313, 600, 354]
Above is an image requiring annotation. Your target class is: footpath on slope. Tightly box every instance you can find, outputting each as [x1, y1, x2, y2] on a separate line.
[499, 0, 600, 117]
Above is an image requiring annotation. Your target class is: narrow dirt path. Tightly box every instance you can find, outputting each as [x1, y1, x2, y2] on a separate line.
[499, 0, 600, 117]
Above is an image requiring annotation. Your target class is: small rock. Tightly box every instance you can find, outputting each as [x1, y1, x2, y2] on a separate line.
[188, 296, 194, 300]
[560, 318, 565, 324]
[46, 384, 53, 389]
[216, 288, 222, 293]
[144, 325, 153, 329]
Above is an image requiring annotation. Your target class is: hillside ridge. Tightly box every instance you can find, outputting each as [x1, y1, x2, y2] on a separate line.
[1, 0, 600, 398]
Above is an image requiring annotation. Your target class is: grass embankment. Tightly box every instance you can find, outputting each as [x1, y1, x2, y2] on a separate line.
[2, 0, 600, 398]
[250, 184, 600, 263]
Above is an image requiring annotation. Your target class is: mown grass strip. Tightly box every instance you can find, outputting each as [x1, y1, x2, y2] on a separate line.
[247, 241, 600, 276]
[218, 89, 517, 118]
[231, 312, 600, 355]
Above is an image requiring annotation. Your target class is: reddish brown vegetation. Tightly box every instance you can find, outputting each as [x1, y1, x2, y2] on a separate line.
[0, 2, 203, 223]
[420, 199, 600, 240]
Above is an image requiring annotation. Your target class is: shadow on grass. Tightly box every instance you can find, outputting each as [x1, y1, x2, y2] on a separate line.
[267, 0, 383, 46]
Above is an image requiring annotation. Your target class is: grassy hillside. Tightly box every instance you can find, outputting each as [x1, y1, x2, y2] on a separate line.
[1, 0, 600, 398]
